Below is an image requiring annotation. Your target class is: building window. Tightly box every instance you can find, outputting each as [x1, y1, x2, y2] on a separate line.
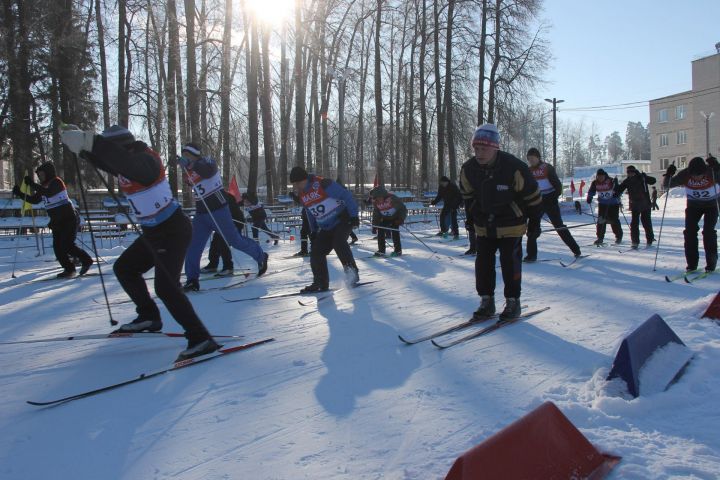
[676, 104, 686, 120]
[659, 134, 668, 147]
[661, 158, 670, 170]
[658, 109, 669, 123]
[677, 130, 687, 145]
[677, 156, 687, 168]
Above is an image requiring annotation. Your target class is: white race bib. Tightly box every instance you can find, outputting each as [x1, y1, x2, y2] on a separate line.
[598, 190, 613, 200]
[686, 185, 719, 200]
[308, 197, 341, 221]
[192, 171, 223, 199]
[43, 189, 70, 209]
[127, 180, 174, 218]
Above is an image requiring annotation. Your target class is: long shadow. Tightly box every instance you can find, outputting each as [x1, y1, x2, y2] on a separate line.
[314, 295, 421, 417]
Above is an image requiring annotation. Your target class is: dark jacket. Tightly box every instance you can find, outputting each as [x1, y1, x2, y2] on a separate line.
[460, 151, 542, 238]
[431, 176, 463, 209]
[225, 191, 246, 226]
[667, 163, 720, 209]
[616, 173, 656, 211]
[371, 192, 408, 226]
[14, 163, 77, 229]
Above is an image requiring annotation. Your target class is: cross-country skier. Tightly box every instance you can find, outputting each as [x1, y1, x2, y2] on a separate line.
[586, 168, 623, 245]
[12, 162, 93, 278]
[459, 166, 477, 255]
[369, 187, 408, 257]
[430, 176, 463, 239]
[616, 165, 656, 249]
[289, 166, 360, 292]
[524, 147, 581, 262]
[60, 125, 220, 361]
[241, 192, 279, 245]
[460, 124, 542, 320]
[202, 190, 247, 276]
[664, 156, 719, 272]
[179, 143, 268, 291]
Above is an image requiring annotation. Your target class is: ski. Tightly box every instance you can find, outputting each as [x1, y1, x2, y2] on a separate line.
[27, 338, 274, 407]
[298, 280, 379, 306]
[665, 269, 699, 283]
[559, 255, 590, 268]
[398, 305, 529, 345]
[26, 272, 99, 284]
[684, 271, 715, 284]
[523, 258, 562, 264]
[0, 331, 245, 345]
[431, 307, 551, 349]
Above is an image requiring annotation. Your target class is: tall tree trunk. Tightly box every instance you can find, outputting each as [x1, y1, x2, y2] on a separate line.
[433, 0, 445, 181]
[444, 0, 457, 181]
[166, 0, 181, 194]
[356, 18, 371, 194]
[245, 10, 260, 196]
[259, 25, 277, 203]
[220, 0, 232, 183]
[373, 0, 384, 186]
[405, 13, 417, 189]
[199, 0, 208, 145]
[279, 22, 290, 192]
[487, 0, 501, 124]
[184, 0, 200, 143]
[394, 5, 408, 188]
[419, 0, 429, 192]
[311, 57, 321, 176]
[477, 0, 488, 125]
[294, 1, 306, 169]
[95, 0, 110, 132]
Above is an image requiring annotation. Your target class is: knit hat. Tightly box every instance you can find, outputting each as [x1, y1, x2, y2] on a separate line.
[101, 125, 135, 146]
[596, 168, 607, 177]
[181, 143, 202, 157]
[688, 156, 706, 175]
[35, 162, 57, 179]
[626, 165, 637, 173]
[471, 124, 500, 148]
[369, 186, 388, 198]
[527, 147, 541, 159]
[289, 166, 308, 183]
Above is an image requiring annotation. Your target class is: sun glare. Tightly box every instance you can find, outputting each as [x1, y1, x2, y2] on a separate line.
[245, 0, 294, 27]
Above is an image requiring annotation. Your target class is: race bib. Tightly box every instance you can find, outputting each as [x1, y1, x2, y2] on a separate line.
[598, 190, 613, 200]
[43, 189, 70, 209]
[191, 171, 223, 199]
[307, 197, 342, 221]
[126, 180, 174, 218]
[686, 185, 719, 200]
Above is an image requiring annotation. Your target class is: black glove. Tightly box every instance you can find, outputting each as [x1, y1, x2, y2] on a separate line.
[23, 175, 34, 186]
[349, 217, 359, 228]
[665, 164, 677, 177]
[527, 217, 541, 238]
[12, 185, 22, 198]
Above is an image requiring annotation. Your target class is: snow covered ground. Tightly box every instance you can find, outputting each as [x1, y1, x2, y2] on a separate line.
[0, 191, 718, 479]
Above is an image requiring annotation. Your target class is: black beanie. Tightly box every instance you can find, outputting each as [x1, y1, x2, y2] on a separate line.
[596, 168, 607, 177]
[527, 147, 541, 159]
[101, 125, 135, 146]
[688, 156, 706, 175]
[289, 166, 308, 183]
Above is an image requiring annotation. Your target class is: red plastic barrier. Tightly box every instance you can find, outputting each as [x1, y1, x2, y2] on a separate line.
[445, 402, 620, 480]
[702, 292, 720, 320]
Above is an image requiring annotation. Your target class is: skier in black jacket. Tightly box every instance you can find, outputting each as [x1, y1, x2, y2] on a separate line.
[430, 176, 463, 239]
[12, 162, 93, 278]
[202, 191, 246, 276]
[616, 165, 656, 249]
[242, 192, 279, 245]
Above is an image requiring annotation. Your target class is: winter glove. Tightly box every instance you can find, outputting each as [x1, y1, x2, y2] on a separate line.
[665, 164, 677, 177]
[23, 175, 34, 186]
[12, 185, 22, 198]
[349, 217, 359, 228]
[60, 125, 95, 155]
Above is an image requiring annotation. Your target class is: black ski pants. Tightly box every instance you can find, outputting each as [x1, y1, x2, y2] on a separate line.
[684, 205, 718, 270]
[526, 195, 580, 258]
[300, 208, 310, 253]
[630, 208, 654, 245]
[376, 219, 402, 253]
[252, 221, 279, 240]
[113, 209, 210, 343]
[596, 204, 623, 242]
[440, 205, 459, 236]
[207, 231, 233, 270]
[310, 222, 358, 288]
[476, 236, 523, 299]
[52, 214, 92, 271]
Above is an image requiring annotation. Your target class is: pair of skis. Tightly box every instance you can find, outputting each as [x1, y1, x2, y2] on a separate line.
[399, 306, 550, 348]
[665, 269, 715, 284]
[222, 280, 378, 304]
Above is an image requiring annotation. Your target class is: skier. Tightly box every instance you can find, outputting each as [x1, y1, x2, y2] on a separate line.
[616, 165, 656, 249]
[459, 166, 477, 255]
[289, 166, 360, 292]
[290, 191, 311, 257]
[369, 186, 408, 257]
[586, 168, 623, 245]
[12, 162, 93, 278]
[664, 156, 719, 272]
[524, 147, 581, 262]
[59, 125, 220, 361]
[179, 143, 268, 291]
[651, 186, 659, 210]
[430, 176, 463, 239]
[241, 192, 280, 245]
[460, 124, 542, 320]
[201, 190, 247, 276]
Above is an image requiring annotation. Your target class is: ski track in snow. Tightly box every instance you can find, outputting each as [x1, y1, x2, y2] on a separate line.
[1, 192, 719, 479]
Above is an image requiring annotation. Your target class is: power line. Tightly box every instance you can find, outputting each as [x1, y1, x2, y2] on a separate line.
[561, 85, 720, 112]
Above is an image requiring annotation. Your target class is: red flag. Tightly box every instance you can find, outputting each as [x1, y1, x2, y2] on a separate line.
[228, 175, 241, 202]
[579, 180, 586, 197]
[570, 179, 576, 195]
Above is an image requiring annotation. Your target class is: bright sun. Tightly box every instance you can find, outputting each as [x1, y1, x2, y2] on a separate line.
[245, 0, 294, 27]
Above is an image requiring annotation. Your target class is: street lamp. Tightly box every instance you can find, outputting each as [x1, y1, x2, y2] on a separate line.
[700, 111, 714, 156]
[544, 97, 564, 168]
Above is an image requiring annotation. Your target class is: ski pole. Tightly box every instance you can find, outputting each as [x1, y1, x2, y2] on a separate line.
[230, 219, 285, 241]
[401, 224, 439, 255]
[540, 221, 596, 233]
[652, 179, 672, 272]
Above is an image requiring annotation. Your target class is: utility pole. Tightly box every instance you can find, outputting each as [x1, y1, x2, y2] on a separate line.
[545, 97, 564, 168]
[700, 111, 714, 155]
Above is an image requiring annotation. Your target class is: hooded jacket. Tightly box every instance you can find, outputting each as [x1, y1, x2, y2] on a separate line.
[16, 163, 77, 228]
[431, 176, 463, 209]
[616, 172, 656, 211]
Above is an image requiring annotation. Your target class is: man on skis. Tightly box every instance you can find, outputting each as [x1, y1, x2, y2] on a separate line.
[369, 186, 408, 257]
[586, 168, 623, 245]
[430, 176, 463, 239]
[524, 147, 582, 262]
[616, 165, 656, 249]
[664, 156, 718, 272]
[12, 162, 93, 278]
[60, 125, 220, 361]
[179, 143, 268, 291]
[202, 190, 247, 277]
[289, 166, 360, 292]
[460, 124, 542, 320]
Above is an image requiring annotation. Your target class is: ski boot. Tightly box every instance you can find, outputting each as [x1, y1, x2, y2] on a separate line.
[200, 265, 218, 274]
[344, 266, 360, 286]
[113, 317, 163, 334]
[215, 268, 234, 277]
[473, 295, 495, 320]
[522, 255, 537, 263]
[464, 248, 476, 256]
[300, 283, 329, 293]
[175, 338, 221, 362]
[499, 298, 521, 320]
[79, 258, 93, 275]
[593, 238, 605, 246]
[183, 279, 200, 292]
[390, 251, 402, 257]
[373, 251, 386, 257]
[257, 252, 269, 277]
[57, 268, 77, 279]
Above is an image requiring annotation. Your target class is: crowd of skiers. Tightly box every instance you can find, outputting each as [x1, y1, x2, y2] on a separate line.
[8, 122, 718, 361]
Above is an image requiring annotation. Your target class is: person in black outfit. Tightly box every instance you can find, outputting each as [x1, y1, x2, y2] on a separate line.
[525, 148, 581, 262]
[290, 192, 311, 256]
[430, 176, 463, 239]
[60, 124, 219, 362]
[664, 156, 719, 272]
[616, 165, 656, 249]
[651, 187, 659, 210]
[12, 162, 93, 278]
[202, 191, 246, 275]
[242, 192, 279, 245]
[459, 166, 477, 255]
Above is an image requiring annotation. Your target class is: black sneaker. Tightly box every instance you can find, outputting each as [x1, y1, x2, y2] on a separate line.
[373, 251, 386, 257]
[57, 269, 77, 279]
[200, 265, 218, 274]
[499, 298, 521, 320]
[183, 279, 200, 292]
[630, 243, 639, 250]
[473, 295, 495, 320]
[593, 239, 604, 246]
[614, 238, 623, 245]
[79, 258, 93, 275]
[257, 252, 269, 277]
[300, 283, 329, 293]
[214, 268, 234, 277]
[112, 318, 163, 333]
[175, 338, 221, 362]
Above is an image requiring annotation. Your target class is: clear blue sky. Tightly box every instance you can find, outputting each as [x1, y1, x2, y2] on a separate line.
[538, 1, 720, 137]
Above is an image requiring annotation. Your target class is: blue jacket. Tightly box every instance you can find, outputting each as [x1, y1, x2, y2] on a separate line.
[301, 175, 358, 232]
